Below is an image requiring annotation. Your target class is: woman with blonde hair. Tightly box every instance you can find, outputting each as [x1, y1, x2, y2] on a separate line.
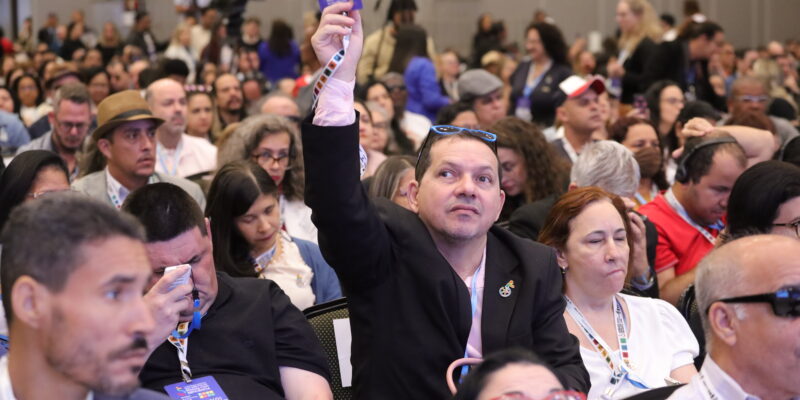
[607, 0, 662, 105]
[165, 24, 196, 83]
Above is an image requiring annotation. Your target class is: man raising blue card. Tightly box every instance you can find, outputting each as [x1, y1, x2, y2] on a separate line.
[302, 2, 590, 399]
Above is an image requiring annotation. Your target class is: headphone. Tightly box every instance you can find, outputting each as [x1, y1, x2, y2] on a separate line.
[674, 137, 738, 183]
[778, 135, 800, 162]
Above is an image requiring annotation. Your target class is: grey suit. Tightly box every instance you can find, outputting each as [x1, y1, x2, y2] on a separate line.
[72, 171, 206, 210]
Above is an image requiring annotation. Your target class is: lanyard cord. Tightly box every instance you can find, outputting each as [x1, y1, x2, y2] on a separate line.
[665, 189, 720, 244]
[459, 263, 482, 381]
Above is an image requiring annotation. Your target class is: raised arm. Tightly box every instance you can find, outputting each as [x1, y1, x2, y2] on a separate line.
[303, 2, 393, 293]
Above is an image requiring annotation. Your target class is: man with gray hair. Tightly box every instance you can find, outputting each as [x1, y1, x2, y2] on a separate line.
[16, 82, 93, 179]
[0, 193, 169, 399]
[666, 234, 800, 399]
[509, 140, 660, 297]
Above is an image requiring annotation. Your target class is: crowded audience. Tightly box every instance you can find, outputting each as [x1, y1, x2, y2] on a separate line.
[0, 0, 799, 399]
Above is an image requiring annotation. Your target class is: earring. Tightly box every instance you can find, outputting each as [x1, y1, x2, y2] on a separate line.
[560, 266, 568, 275]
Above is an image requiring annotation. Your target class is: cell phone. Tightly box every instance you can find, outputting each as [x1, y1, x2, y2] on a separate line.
[633, 94, 648, 114]
[164, 264, 192, 291]
[318, 0, 363, 11]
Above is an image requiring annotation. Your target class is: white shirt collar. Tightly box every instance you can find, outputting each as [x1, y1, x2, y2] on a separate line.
[0, 356, 93, 400]
[698, 356, 761, 400]
[105, 167, 130, 205]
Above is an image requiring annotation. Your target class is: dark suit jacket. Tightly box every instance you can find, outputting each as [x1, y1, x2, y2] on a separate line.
[508, 197, 660, 298]
[126, 30, 165, 59]
[641, 40, 725, 110]
[620, 37, 658, 104]
[302, 119, 589, 399]
[509, 61, 572, 127]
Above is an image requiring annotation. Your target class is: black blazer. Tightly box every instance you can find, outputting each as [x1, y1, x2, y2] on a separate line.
[642, 40, 725, 110]
[508, 198, 660, 299]
[509, 61, 573, 127]
[620, 37, 658, 104]
[302, 119, 590, 399]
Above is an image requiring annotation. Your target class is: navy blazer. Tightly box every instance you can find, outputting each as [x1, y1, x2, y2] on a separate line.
[302, 118, 589, 399]
[509, 61, 572, 127]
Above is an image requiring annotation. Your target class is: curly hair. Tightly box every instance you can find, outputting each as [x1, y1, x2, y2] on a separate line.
[216, 114, 305, 201]
[491, 117, 569, 203]
[526, 22, 568, 66]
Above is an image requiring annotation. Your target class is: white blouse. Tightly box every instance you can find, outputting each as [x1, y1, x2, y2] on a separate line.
[579, 293, 699, 399]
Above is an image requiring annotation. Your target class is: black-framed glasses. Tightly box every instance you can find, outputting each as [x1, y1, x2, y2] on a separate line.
[415, 125, 497, 167]
[710, 286, 800, 317]
[773, 220, 800, 238]
[252, 150, 292, 168]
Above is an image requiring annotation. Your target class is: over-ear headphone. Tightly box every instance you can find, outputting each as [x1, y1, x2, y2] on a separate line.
[674, 136, 738, 183]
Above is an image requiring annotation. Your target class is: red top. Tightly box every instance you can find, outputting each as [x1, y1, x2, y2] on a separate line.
[639, 194, 719, 276]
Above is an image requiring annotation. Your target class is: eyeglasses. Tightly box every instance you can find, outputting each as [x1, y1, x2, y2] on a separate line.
[773, 220, 800, 238]
[56, 121, 89, 133]
[710, 286, 800, 317]
[415, 125, 497, 167]
[252, 150, 292, 168]
[736, 95, 769, 104]
[489, 390, 586, 400]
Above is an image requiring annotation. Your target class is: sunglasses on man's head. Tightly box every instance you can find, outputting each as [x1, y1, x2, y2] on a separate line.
[415, 125, 497, 167]
[710, 286, 800, 318]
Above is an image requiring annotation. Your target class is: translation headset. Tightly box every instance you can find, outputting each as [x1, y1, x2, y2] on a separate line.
[674, 136, 738, 183]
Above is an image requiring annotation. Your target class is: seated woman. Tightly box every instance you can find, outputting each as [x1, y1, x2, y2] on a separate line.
[723, 160, 800, 244]
[205, 160, 341, 310]
[0, 150, 71, 231]
[609, 117, 669, 208]
[491, 116, 569, 221]
[539, 187, 698, 399]
[368, 155, 415, 210]
[217, 114, 318, 243]
[355, 99, 387, 178]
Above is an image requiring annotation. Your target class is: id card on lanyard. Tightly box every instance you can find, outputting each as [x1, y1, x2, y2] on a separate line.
[515, 63, 549, 121]
[164, 322, 230, 400]
[565, 296, 649, 398]
[665, 189, 719, 244]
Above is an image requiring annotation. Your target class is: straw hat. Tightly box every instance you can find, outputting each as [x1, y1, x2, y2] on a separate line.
[91, 90, 164, 141]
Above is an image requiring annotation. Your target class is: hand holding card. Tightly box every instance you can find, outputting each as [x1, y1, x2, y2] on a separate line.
[311, 0, 363, 83]
[318, 0, 363, 11]
[165, 264, 192, 291]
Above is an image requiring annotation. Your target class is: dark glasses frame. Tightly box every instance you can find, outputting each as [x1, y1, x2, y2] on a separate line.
[709, 286, 800, 317]
[415, 125, 498, 168]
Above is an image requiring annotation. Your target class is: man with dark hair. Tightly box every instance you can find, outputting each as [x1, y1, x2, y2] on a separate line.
[108, 60, 133, 93]
[212, 74, 245, 138]
[123, 183, 332, 399]
[72, 90, 206, 209]
[0, 193, 169, 399]
[16, 82, 92, 178]
[191, 8, 218, 60]
[304, 4, 588, 399]
[643, 21, 726, 110]
[640, 131, 747, 305]
[127, 11, 163, 62]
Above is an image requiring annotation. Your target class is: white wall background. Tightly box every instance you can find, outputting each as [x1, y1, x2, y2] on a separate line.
[10, 0, 800, 56]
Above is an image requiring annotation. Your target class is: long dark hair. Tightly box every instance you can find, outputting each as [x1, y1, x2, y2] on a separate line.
[10, 73, 43, 112]
[205, 160, 279, 278]
[526, 22, 568, 66]
[452, 348, 552, 400]
[725, 160, 800, 243]
[609, 116, 670, 191]
[268, 19, 293, 57]
[644, 79, 680, 151]
[0, 150, 69, 232]
[387, 24, 429, 74]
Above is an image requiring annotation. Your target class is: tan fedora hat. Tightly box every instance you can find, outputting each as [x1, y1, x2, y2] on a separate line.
[91, 90, 164, 141]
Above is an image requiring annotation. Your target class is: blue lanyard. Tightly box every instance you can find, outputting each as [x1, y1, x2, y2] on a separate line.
[171, 291, 202, 339]
[522, 62, 550, 98]
[459, 263, 482, 380]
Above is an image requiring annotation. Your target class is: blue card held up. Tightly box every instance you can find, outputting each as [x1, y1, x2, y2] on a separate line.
[164, 376, 229, 400]
[318, 0, 363, 11]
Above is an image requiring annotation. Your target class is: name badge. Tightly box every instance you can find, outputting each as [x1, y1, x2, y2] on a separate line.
[164, 376, 229, 400]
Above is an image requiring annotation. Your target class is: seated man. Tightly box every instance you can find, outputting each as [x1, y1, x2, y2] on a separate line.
[303, 4, 588, 399]
[509, 141, 659, 298]
[72, 90, 205, 209]
[123, 183, 331, 399]
[639, 131, 747, 305]
[0, 193, 168, 399]
[549, 75, 605, 164]
[666, 235, 800, 399]
[145, 79, 217, 179]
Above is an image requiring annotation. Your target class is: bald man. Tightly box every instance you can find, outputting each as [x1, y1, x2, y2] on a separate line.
[667, 235, 800, 399]
[146, 79, 217, 178]
[260, 93, 300, 122]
